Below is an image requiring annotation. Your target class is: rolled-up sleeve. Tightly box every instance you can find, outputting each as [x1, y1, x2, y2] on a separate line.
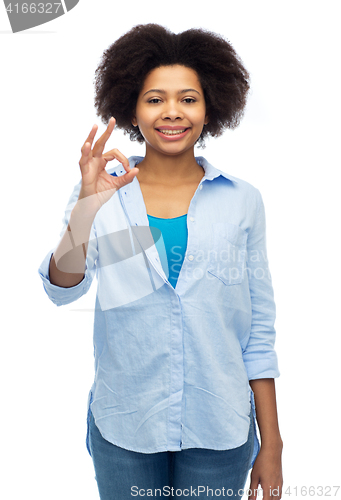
[38, 180, 98, 307]
[242, 189, 280, 380]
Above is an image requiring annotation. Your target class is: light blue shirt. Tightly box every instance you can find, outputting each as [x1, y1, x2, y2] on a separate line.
[38, 156, 279, 467]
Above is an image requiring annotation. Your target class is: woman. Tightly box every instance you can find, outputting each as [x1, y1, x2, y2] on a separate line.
[39, 24, 283, 499]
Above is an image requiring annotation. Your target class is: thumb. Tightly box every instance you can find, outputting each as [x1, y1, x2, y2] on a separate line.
[113, 167, 139, 190]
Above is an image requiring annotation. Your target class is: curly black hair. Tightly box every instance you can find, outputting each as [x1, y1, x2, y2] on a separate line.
[94, 24, 250, 147]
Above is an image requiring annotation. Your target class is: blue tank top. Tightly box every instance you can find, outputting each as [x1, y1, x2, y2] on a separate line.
[147, 214, 188, 289]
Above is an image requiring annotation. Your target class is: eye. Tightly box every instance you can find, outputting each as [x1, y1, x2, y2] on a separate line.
[183, 97, 196, 104]
[148, 98, 162, 104]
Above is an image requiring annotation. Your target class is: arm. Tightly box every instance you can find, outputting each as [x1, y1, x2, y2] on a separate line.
[48, 118, 139, 288]
[248, 378, 283, 500]
[242, 189, 282, 499]
[49, 201, 98, 288]
[249, 378, 282, 448]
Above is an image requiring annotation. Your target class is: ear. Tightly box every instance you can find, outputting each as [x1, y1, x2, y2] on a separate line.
[204, 114, 209, 125]
[132, 115, 138, 127]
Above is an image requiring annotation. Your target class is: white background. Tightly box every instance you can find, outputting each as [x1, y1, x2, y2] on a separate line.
[1, 1, 340, 499]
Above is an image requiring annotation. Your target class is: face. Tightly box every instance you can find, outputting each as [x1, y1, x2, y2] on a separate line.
[132, 65, 209, 157]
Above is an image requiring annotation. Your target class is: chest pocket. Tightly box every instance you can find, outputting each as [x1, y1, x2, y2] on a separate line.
[207, 222, 248, 285]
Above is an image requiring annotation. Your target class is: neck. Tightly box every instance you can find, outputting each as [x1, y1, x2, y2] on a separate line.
[136, 146, 204, 185]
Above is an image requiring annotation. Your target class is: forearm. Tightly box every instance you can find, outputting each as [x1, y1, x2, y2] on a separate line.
[249, 378, 283, 450]
[49, 202, 97, 288]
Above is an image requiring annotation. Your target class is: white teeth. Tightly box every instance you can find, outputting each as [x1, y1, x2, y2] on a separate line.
[158, 129, 186, 135]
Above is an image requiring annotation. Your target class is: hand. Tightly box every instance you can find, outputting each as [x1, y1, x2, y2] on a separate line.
[248, 445, 283, 500]
[77, 117, 139, 214]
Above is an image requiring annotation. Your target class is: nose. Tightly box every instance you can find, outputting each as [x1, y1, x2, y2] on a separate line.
[161, 100, 183, 120]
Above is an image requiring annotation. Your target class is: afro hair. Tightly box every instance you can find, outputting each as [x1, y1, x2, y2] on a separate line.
[94, 24, 250, 147]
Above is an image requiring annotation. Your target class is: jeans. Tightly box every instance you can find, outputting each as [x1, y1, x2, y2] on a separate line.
[89, 409, 254, 499]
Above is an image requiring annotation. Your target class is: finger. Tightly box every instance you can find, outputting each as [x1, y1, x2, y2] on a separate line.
[92, 117, 116, 158]
[109, 167, 139, 190]
[80, 124, 99, 171]
[103, 148, 130, 171]
[79, 142, 92, 172]
[260, 484, 271, 500]
[81, 123, 98, 152]
[248, 480, 259, 500]
[271, 484, 282, 500]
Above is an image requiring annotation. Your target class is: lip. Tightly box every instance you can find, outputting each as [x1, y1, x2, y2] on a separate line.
[155, 127, 191, 141]
[156, 126, 189, 130]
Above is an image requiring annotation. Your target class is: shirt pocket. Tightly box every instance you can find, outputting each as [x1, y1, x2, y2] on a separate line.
[207, 222, 248, 286]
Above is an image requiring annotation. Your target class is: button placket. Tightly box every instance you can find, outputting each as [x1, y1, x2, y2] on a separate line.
[183, 180, 204, 269]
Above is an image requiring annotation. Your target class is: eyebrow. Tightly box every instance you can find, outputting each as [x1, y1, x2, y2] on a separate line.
[142, 88, 201, 97]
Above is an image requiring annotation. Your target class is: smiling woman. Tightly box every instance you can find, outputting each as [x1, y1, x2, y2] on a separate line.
[132, 65, 209, 168]
[39, 23, 282, 500]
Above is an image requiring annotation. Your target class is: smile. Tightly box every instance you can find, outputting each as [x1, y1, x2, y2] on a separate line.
[155, 128, 191, 141]
[156, 128, 188, 136]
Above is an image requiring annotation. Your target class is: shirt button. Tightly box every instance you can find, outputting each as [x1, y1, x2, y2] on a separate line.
[190, 217, 195, 222]
[188, 255, 194, 261]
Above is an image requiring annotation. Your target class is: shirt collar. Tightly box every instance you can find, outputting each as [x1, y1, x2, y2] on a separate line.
[195, 156, 238, 183]
[127, 156, 238, 184]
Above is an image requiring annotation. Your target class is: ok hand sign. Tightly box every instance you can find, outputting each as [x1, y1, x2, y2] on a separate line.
[78, 117, 139, 213]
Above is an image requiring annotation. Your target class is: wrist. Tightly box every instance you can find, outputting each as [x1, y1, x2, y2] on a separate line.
[260, 435, 283, 452]
[77, 186, 117, 216]
[73, 194, 100, 220]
